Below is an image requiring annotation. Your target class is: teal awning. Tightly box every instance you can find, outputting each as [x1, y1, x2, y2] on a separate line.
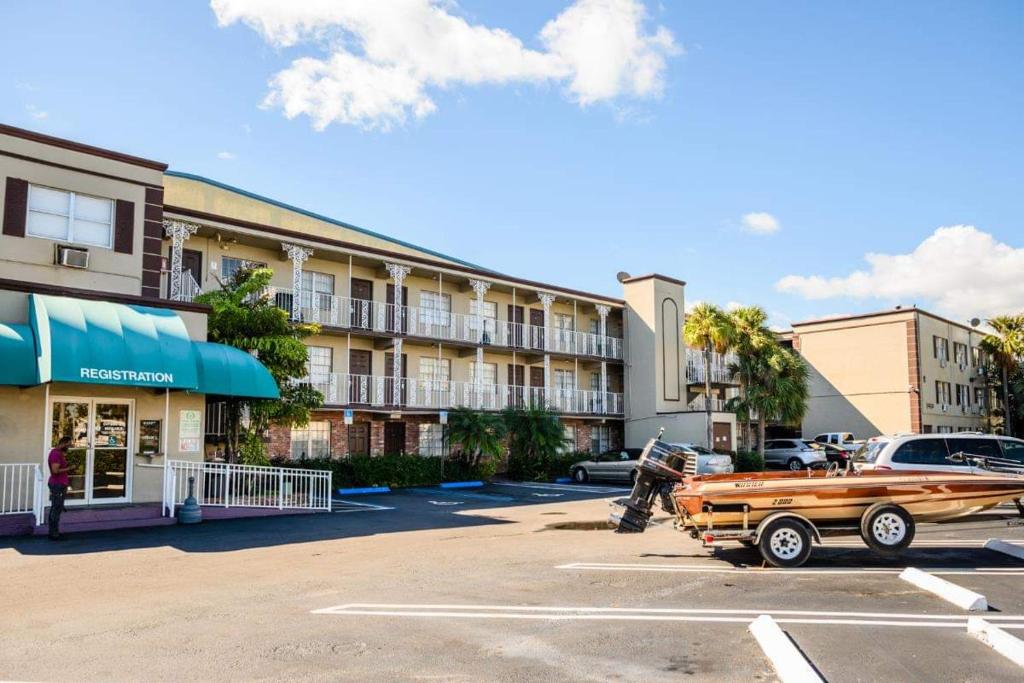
[0, 294, 279, 399]
[0, 323, 39, 386]
[194, 342, 279, 399]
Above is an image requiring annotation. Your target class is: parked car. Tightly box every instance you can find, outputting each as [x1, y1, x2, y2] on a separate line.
[763, 439, 827, 471]
[803, 440, 856, 469]
[571, 448, 645, 483]
[664, 443, 735, 475]
[854, 433, 1024, 473]
[814, 432, 857, 447]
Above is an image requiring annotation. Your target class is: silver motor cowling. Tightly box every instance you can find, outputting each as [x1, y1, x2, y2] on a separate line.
[611, 438, 688, 533]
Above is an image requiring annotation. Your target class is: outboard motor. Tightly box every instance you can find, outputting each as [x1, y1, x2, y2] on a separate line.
[611, 434, 689, 533]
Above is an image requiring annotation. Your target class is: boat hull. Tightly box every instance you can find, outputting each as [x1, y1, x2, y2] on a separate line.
[672, 469, 1024, 529]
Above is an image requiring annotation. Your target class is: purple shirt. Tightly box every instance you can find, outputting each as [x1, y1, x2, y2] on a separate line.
[48, 448, 69, 486]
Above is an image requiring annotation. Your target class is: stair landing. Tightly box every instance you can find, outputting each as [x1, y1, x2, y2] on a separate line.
[33, 503, 175, 535]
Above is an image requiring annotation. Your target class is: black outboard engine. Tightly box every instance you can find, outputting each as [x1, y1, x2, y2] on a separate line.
[611, 435, 689, 533]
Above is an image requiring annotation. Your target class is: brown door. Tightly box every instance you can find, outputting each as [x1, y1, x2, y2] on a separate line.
[529, 366, 545, 407]
[350, 278, 373, 329]
[507, 305, 524, 348]
[385, 284, 409, 333]
[384, 422, 406, 454]
[348, 350, 372, 404]
[508, 364, 525, 407]
[348, 423, 370, 456]
[712, 422, 732, 453]
[529, 309, 545, 350]
[383, 352, 408, 406]
[181, 249, 203, 287]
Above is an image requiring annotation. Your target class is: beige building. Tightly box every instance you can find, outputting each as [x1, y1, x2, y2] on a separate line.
[790, 307, 993, 439]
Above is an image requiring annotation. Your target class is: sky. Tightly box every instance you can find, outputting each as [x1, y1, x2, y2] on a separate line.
[2, 0, 1022, 330]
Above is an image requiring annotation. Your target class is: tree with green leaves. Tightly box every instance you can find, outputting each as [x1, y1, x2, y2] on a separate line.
[447, 407, 507, 465]
[195, 266, 323, 463]
[501, 406, 566, 480]
[981, 314, 1024, 437]
[683, 303, 735, 449]
[726, 305, 774, 450]
[746, 344, 810, 458]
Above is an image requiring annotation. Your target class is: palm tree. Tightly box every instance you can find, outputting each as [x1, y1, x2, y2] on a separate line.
[727, 306, 773, 450]
[747, 345, 810, 458]
[447, 407, 506, 465]
[684, 303, 734, 449]
[501, 407, 566, 480]
[981, 314, 1024, 437]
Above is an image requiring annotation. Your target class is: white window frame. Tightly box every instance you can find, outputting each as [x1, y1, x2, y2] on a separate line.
[305, 346, 333, 384]
[591, 425, 610, 454]
[554, 369, 576, 391]
[221, 256, 267, 283]
[469, 361, 498, 386]
[419, 291, 452, 327]
[561, 424, 577, 454]
[469, 299, 498, 337]
[290, 420, 331, 459]
[418, 423, 447, 457]
[26, 184, 114, 249]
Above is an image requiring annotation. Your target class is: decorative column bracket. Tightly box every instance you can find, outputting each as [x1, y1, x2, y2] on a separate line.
[595, 304, 611, 413]
[282, 243, 313, 321]
[384, 263, 412, 406]
[538, 293, 556, 406]
[163, 219, 200, 301]
[469, 279, 492, 410]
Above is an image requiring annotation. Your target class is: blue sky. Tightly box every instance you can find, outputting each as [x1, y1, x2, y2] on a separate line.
[2, 1, 1021, 328]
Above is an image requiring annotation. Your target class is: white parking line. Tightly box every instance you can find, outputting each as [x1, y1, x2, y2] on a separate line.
[557, 562, 1024, 576]
[312, 602, 1024, 630]
[331, 499, 395, 512]
[969, 617, 1024, 668]
[491, 481, 630, 494]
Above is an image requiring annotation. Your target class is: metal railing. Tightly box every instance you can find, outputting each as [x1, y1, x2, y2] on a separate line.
[265, 287, 624, 360]
[685, 348, 738, 384]
[301, 373, 624, 415]
[0, 463, 44, 524]
[687, 394, 728, 412]
[162, 460, 332, 517]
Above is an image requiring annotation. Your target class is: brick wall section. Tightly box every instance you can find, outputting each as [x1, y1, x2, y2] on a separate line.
[906, 319, 922, 433]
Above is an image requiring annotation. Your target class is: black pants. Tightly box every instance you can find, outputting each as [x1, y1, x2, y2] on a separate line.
[48, 484, 67, 538]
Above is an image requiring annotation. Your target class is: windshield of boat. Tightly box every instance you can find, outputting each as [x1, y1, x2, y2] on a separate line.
[686, 445, 714, 455]
[853, 440, 888, 463]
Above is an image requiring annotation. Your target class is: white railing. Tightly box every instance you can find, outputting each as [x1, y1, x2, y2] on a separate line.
[686, 348, 737, 384]
[301, 373, 624, 415]
[267, 287, 624, 360]
[162, 460, 331, 517]
[0, 463, 44, 524]
[687, 394, 728, 412]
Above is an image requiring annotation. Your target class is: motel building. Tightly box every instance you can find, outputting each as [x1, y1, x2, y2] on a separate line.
[0, 123, 739, 535]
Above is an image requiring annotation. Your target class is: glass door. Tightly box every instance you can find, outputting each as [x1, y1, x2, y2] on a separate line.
[50, 397, 133, 505]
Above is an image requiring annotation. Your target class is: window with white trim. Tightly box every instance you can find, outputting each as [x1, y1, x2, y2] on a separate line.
[301, 270, 335, 312]
[305, 346, 332, 385]
[561, 424, 577, 453]
[221, 256, 267, 283]
[589, 372, 601, 392]
[418, 423, 447, 457]
[469, 299, 497, 340]
[27, 184, 114, 248]
[591, 425, 610, 454]
[469, 361, 497, 386]
[554, 369, 576, 391]
[290, 420, 331, 459]
[419, 291, 451, 327]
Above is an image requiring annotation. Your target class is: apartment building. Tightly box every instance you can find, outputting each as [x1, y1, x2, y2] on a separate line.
[790, 307, 993, 439]
[0, 123, 739, 489]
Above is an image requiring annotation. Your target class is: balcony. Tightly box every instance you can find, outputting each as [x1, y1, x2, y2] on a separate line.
[687, 394, 729, 412]
[269, 288, 624, 360]
[685, 348, 737, 384]
[300, 373, 624, 416]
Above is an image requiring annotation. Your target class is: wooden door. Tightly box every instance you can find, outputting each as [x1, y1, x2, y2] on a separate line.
[385, 284, 409, 333]
[508, 364, 525, 408]
[348, 423, 370, 456]
[507, 305, 524, 348]
[350, 278, 373, 329]
[383, 352, 408, 406]
[529, 366, 545, 407]
[348, 350, 372, 404]
[529, 309, 545, 350]
[384, 422, 406, 455]
[181, 249, 203, 287]
[712, 422, 732, 453]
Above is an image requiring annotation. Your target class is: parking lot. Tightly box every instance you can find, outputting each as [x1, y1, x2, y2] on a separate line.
[2, 482, 1024, 682]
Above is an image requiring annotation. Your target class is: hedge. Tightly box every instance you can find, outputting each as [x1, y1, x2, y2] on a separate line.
[734, 450, 766, 473]
[270, 453, 497, 489]
[507, 450, 589, 482]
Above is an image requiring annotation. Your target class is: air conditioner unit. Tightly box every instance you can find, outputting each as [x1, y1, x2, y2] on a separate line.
[941, 403, 948, 412]
[958, 363, 967, 372]
[56, 245, 89, 269]
[939, 358, 947, 368]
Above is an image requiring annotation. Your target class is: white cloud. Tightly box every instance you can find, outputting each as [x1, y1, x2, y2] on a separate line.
[210, 0, 678, 131]
[775, 225, 1024, 321]
[741, 212, 780, 235]
[26, 104, 48, 120]
[217, 151, 237, 160]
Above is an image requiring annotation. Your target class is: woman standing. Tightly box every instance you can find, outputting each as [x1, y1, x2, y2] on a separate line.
[47, 436, 73, 540]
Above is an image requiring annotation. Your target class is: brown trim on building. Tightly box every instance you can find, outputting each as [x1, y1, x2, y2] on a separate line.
[2, 177, 28, 237]
[145, 187, 164, 205]
[620, 273, 687, 287]
[792, 306, 977, 334]
[0, 277, 208, 313]
[0, 149, 164, 190]
[143, 219, 163, 239]
[162, 205, 626, 307]
[113, 200, 134, 254]
[0, 123, 167, 171]
[907, 318, 922, 433]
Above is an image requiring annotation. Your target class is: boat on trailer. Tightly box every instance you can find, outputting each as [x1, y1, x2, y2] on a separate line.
[611, 437, 1024, 567]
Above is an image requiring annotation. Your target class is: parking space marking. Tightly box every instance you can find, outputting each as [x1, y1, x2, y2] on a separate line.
[557, 562, 1024, 576]
[331, 499, 395, 513]
[491, 481, 630, 494]
[312, 602, 1024, 630]
[749, 615, 823, 683]
[985, 539, 1024, 560]
[969, 617, 1024, 668]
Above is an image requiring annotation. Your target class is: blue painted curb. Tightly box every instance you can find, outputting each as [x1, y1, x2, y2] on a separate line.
[337, 486, 391, 495]
[554, 477, 573, 484]
[440, 481, 484, 489]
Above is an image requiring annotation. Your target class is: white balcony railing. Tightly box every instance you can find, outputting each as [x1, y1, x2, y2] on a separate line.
[0, 463, 45, 525]
[686, 348, 738, 384]
[266, 287, 623, 360]
[162, 460, 332, 517]
[300, 373, 624, 415]
[687, 394, 728, 412]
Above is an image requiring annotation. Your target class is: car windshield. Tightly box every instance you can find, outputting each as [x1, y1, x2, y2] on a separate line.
[853, 441, 888, 463]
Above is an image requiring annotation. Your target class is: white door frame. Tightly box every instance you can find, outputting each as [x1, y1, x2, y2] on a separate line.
[47, 395, 135, 506]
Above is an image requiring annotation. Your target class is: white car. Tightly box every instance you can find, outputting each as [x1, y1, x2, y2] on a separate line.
[854, 433, 1024, 472]
[665, 442, 734, 475]
[814, 432, 858, 447]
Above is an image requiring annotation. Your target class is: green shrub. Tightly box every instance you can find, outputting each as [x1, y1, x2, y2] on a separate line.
[507, 450, 587, 482]
[270, 452, 500, 490]
[239, 430, 270, 466]
[734, 450, 765, 473]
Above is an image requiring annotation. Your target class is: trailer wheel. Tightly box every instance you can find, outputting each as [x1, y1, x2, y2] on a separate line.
[860, 504, 915, 556]
[758, 518, 812, 568]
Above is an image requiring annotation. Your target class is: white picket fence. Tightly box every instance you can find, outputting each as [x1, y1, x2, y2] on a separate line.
[162, 460, 332, 517]
[0, 463, 45, 525]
